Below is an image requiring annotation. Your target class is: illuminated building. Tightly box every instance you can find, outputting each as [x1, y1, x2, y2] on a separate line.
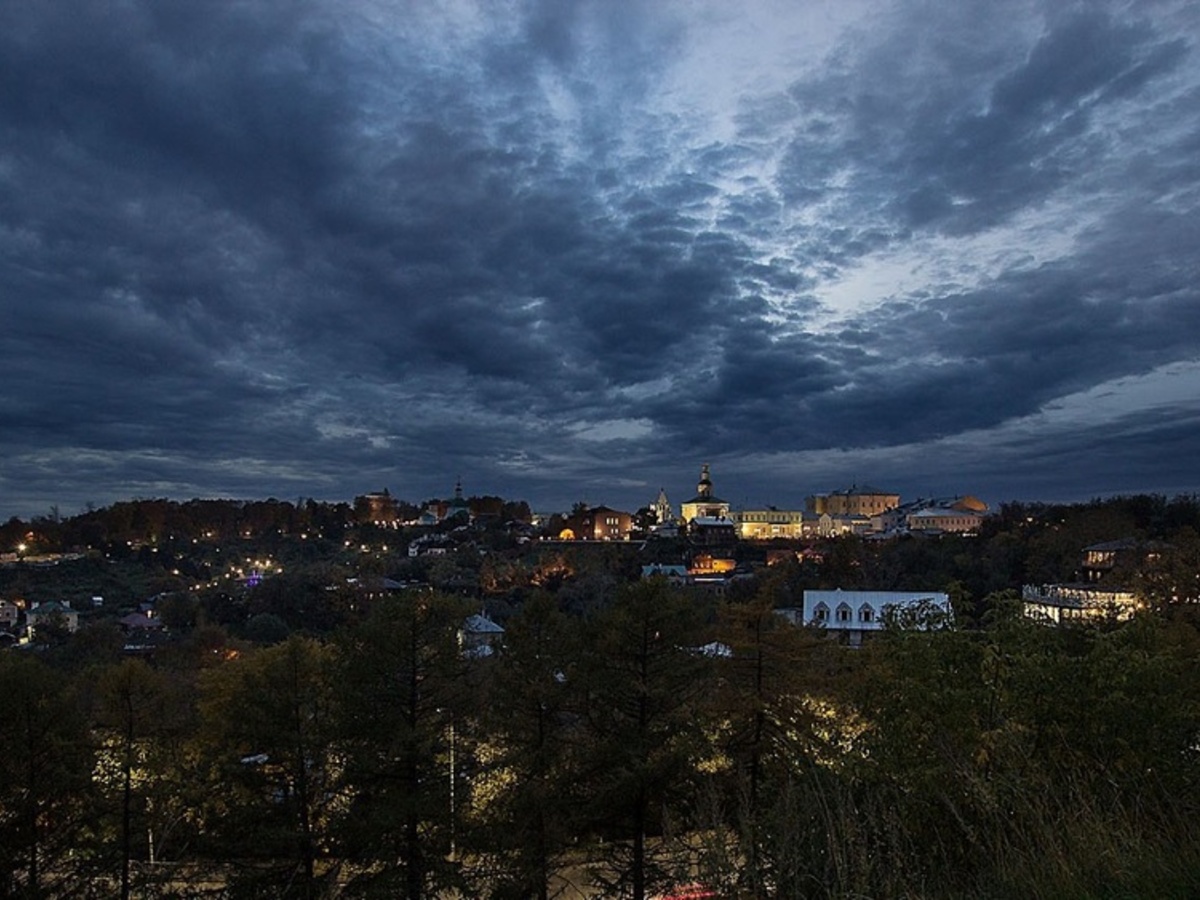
[731, 506, 804, 540]
[806, 485, 900, 518]
[561, 505, 634, 540]
[652, 487, 675, 526]
[1021, 584, 1140, 623]
[680, 464, 730, 522]
[798, 589, 951, 646]
[906, 508, 985, 533]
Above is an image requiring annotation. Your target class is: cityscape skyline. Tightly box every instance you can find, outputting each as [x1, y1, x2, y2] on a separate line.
[3, 1, 1199, 520]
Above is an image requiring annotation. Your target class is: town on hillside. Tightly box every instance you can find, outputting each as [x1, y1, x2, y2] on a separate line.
[2, 474, 1200, 897]
[1, 465, 1196, 649]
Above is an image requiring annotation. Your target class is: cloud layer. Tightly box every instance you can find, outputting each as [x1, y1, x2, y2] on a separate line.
[2, 0, 1199, 517]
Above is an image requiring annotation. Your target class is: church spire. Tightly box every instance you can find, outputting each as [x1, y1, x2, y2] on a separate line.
[698, 463, 713, 499]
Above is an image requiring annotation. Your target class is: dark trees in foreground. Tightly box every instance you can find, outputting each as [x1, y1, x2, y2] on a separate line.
[0, 655, 91, 898]
[575, 580, 711, 900]
[3, 573, 1200, 898]
[334, 594, 472, 899]
[475, 591, 579, 900]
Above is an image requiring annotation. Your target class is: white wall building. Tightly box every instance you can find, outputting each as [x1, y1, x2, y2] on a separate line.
[801, 590, 951, 646]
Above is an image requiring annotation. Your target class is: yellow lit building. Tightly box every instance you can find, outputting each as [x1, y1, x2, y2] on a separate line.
[689, 554, 736, 574]
[680, 464, 731, 522]
[561, 505, 633, 541]
[806, 485, 900, 518]
[1021, 584, 1141, 624]
[732, 507, 804, 539]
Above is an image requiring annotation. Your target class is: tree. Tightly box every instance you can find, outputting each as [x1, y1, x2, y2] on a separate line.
[92, 659, 178, 899]
[1136, 527, 1200, 610]
[198, 636, 338, 897]
[0, 655, 91, 897]
[333, 592, 472, 899]
[703, 594, 828, 895]
[576, 580, 711, 900]
[476, 592, 580, 899]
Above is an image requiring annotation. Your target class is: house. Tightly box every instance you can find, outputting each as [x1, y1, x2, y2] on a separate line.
[906, 507, 985, 534]
[687, 516, 737, 547]
[806, 485, 900, 519]
[650, 520, 682, 538]
[689, 554, 736, 576]
[874, 495, 989, 534]
[798, 589, 952, 646]
[408, 535, 455, 557]
[0, 599, 19, 630]
[461, 613, 504, 658]
[732, 506, 804, 540]
[25, 601, 79, 639]
[1021, 537, 1158, 624]
[641, 564, 689, 584]
[805, 513, 872, 538]
[1080, 538, 1166, 582]
[641, 558, 743, 594]
[119, 612, 164, 632]
[1021, 584, 1140, 624]
[561, 505, 634, 541]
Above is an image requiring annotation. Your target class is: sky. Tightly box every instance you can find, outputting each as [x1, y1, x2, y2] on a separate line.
[2, 0, 1200, 520]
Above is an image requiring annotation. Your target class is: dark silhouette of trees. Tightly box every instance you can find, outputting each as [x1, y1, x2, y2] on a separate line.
[575, 580, 711, 900]
[474, 591, 579, 900]
[0, 655, 91, 897]
[333, 593, 472, 899]
[197, 636, 338, 897]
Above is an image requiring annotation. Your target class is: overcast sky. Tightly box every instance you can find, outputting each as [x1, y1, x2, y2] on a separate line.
[2, 0, 1199, 519]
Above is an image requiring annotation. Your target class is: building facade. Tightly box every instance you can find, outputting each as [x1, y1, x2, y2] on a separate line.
[799, 589, 952, 646]
[906, 508, 985, 533]
[562, 505, 634, 541]
[680, 464, 731, 522]
[1021, 584, 1140, 623]
[806, 485, 901, 518]
[732, 507, 804, 539]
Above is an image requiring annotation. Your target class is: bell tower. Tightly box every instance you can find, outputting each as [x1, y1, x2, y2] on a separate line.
[681, 463, 729, 522]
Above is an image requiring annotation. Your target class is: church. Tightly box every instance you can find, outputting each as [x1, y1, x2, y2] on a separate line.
[680, 464, 731, 522]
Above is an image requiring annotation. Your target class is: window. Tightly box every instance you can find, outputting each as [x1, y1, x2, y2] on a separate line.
[859, 605, 874, 623]
[836, 604, 852, 623]
[814, 603, 829, 623]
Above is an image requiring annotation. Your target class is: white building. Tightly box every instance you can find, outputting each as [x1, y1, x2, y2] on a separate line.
[906, 508, 985, 534]
[800, 590, 952, 646]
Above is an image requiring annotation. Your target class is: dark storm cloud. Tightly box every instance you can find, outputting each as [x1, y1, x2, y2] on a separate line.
[894, 13, 1189, 234]
[668, 2, 1200, 460]
[1, 0, 1198, 516]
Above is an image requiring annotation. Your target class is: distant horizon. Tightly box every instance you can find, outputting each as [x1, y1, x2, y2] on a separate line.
[7, 478, 1200, 525]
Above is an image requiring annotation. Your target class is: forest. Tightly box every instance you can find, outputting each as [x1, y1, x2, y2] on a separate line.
[2, 494, 1200, 898]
